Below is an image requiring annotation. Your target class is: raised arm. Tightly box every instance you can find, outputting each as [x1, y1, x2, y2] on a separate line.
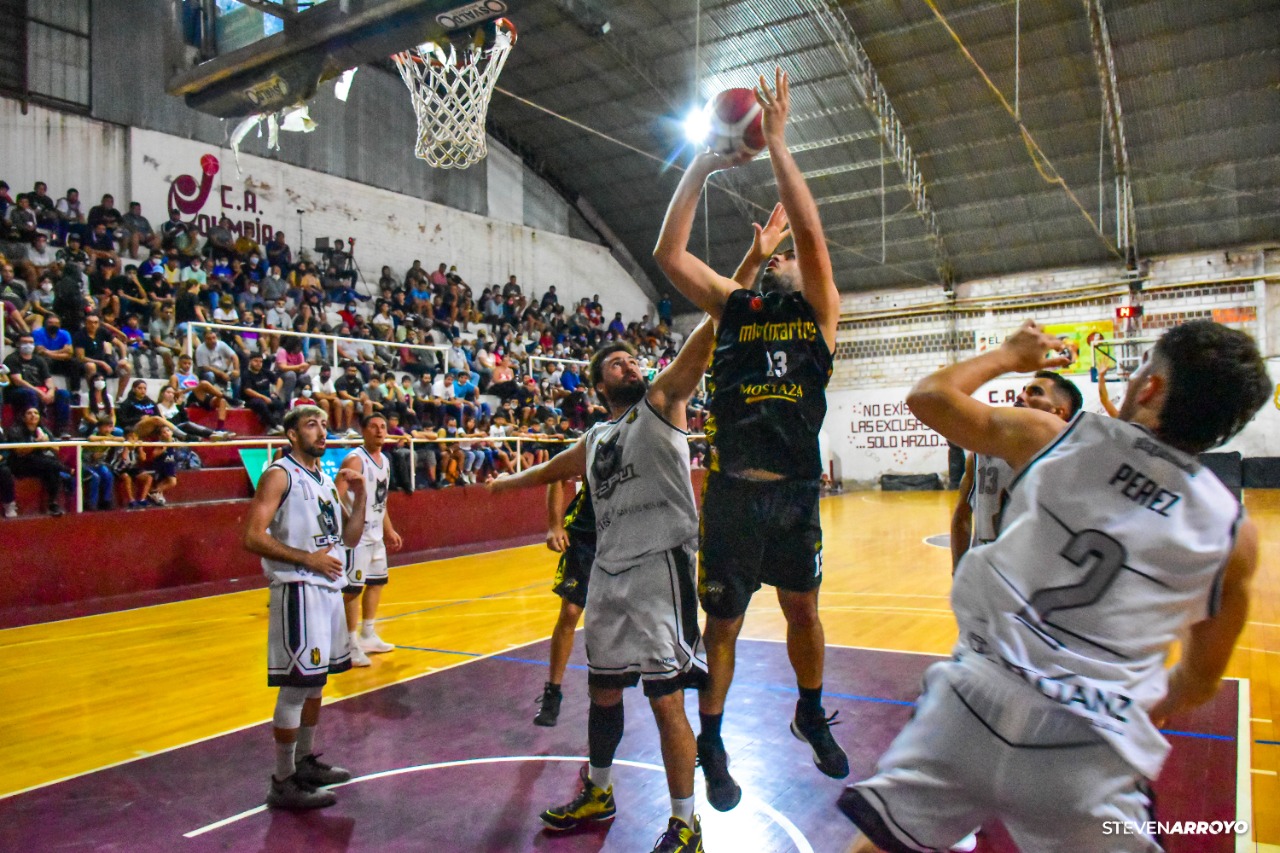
[907, 320, 1071, 471]
[653, 154, 745, 321]
[756, 67, 840, 349]
[648, 316, 716, 426]
[1096, 362, 1119, 418]
[950, 453, 975, 572]
[487, 436, 588, 495]
[732, 203, 792, 288]
[1150, 518, 1257, 725]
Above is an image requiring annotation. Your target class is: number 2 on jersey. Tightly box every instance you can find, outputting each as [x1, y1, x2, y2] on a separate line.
[1019, 529, 1128, 624]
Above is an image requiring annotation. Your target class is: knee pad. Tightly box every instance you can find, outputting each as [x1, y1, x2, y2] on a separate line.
[273, 685, 310, 729]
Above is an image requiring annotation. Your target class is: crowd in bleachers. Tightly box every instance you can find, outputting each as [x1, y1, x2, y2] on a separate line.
[0, 178, 703, 516]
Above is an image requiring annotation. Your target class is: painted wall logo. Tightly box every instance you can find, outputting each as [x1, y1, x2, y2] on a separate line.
[167, 153, 277, 244]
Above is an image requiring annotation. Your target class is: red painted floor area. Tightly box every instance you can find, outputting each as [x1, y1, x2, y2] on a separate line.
[0, 640, 1240, 852]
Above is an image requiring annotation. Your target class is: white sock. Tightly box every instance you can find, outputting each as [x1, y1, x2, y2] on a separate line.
[350, 630, 361, 648]
[295, 725, 315, 758]
[671, 795, 695, 825]
[587, 763, 612, 790]
[361, 619, 375, 636]
[274, 741, 296, 780]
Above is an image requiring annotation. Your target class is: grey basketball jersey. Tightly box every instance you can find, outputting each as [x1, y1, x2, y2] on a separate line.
[261, 453, 348, 590]
[968, 453, 1014, 545]
[952, 413, 1241, 779]
[347, 446, 389, 544]
[585, 399, 698, 571]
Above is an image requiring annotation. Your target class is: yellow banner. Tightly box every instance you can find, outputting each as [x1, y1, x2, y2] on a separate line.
[1043, 321, 1116, 375]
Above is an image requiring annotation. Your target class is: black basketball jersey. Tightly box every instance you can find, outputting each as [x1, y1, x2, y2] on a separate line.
[707, 288, 832, 479]
[563, 482, 596, 538]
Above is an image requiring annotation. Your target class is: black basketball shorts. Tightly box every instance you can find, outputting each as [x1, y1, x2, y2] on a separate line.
[551, 533, 596, 608]
[698, 471, 823, 619]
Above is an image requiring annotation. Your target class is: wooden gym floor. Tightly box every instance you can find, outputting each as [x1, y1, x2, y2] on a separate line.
[0, 490, 1276, 850]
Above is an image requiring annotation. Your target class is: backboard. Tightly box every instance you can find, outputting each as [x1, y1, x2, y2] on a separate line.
[168, 0, 510, 118]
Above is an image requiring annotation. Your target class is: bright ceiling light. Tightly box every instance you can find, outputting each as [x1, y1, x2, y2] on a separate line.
[683, 104, 711, 146]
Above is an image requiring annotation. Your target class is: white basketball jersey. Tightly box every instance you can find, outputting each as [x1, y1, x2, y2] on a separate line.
[261, 453, 348, 589]
[967, 453, 1014, 546]
[586, 400, 698, 572]
[347, 446, 389, 544]
[951, 413, 1241, 779]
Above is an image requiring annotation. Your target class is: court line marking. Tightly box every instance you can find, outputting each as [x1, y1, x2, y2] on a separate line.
[1252, 769, 1278, 777]
[183, 755, 815, 852]
[0, 633, 551, 802]
[1238, 647, 1280, 656]
[739, 637, 948, 658]
[1236, 678, 1254, 852]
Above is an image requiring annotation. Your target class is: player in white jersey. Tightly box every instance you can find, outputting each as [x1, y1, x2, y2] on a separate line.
[840, 320, 1269, 853]
[337, 412, 403, 667]
[952, 371, 1082, 568]
[243, 405, 368, 811]
[945, 370, 1081, 853]
[489, 318, 715, 853]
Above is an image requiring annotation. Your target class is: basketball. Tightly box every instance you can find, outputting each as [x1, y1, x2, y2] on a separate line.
[705, 87, 766, 159]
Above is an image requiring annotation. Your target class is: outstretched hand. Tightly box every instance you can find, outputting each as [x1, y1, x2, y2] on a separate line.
[750, 203, 791, 263]
[999, 320, 1074, 373]
[692, 149, 753, 175]
[755, 66, 790, 147]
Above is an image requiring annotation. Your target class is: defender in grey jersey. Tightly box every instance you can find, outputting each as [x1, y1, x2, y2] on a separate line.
[243, 405, 368, 811]
[488, 319, 715, 853]
[951, 371, 1082, 570]
[842, 321, 1269, 853]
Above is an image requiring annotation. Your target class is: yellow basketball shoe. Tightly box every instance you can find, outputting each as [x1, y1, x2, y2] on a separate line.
[539, 766, 616, 830]
[651, 815, 704, 852]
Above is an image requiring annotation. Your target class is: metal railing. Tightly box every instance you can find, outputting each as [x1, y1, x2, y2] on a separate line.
[1, 431, 708, 514]
[184, 320, 450, 373]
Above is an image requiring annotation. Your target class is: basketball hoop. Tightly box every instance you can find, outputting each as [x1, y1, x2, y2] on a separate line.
[392, 18, 517, 169]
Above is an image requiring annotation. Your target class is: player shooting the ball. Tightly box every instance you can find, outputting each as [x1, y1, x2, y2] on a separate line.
[653, 66, 846, 812]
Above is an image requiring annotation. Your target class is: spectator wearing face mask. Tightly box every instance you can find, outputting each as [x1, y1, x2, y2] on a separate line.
[31, 314, 78, 393]
[4, 406, 72, 516]
[78, 375, 116, 437]
[3, 333, 71, 435]
[241, 353, 287, 435]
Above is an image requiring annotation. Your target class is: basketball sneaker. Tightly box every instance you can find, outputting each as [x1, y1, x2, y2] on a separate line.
[359, 631, 395, 654]
[539, 766, 616, 830]
[695, 733, 741, 811]
[533, 682, 562, 727]
[266, 773, 336, 810]
[350, 643, 372, 667]
[791, 708, 850, 779]
[650, 815, 704, 852]
[950, 833, 979, 852]
[294, 753, 352, 787]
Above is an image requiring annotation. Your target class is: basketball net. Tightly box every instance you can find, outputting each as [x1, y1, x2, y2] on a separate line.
[392, 19, 516, 169]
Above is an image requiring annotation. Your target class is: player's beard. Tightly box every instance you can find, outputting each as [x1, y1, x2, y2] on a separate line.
[761, 268, 796, 294]
[604, 377, 647, 410]
[297, 435, 326, 460]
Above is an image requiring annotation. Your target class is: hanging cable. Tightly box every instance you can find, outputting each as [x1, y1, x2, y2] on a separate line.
[493, 85, 938, 283]
[919, 0, 1121, 258]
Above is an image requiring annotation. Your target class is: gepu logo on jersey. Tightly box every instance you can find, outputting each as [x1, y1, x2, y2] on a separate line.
[313, 497, 342, 547]
[591, 432, 637, 500]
